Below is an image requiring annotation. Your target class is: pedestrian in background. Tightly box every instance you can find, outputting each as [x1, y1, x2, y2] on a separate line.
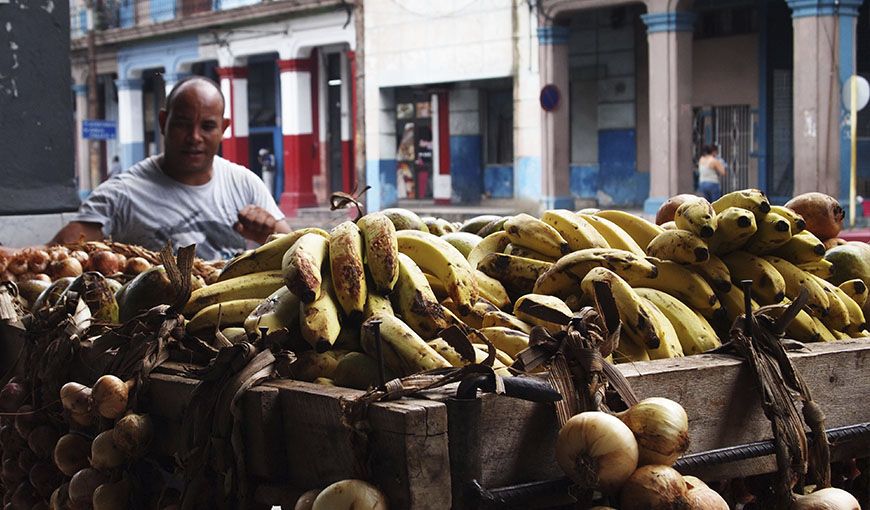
[258, 148, 276, 198]
[697, 144, 726, 202]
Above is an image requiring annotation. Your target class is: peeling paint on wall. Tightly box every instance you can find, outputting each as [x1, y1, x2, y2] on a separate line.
[802, 109, 817, 138]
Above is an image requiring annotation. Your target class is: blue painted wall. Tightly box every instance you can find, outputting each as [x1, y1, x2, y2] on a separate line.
[484, 165, 513, 198]
[450, 135, 482, 204]
[597, 129, 648, 207]
[570, 165, 599, 199]
[516, 156, 542, 202]
[365, 159, 397, 211]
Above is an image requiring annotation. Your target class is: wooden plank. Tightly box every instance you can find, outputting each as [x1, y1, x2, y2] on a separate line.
[143, 373, 198, 457]
[243, 385, 286, 481]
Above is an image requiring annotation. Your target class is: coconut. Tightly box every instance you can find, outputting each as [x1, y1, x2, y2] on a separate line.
[115, 265, 174, 322]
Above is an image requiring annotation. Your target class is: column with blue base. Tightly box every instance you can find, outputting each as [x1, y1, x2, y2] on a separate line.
[640, 11, 696, 215]
[115, 78, 145, 172]
[72, 83, 91, 195]
[537, 25, 574, 211]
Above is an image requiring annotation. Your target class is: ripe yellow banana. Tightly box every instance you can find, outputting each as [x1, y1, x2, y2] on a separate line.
[612, 335, 651, 363]
[471, 343, 515, 366]
[360, 314, 451, 376]
[396, 230, 479, 314]
[707, 206, 757, 255]
[428, 338, 473, 367]
[393, 253, 451, 340]
[424, 272, 449, 300]
[441, 232, 484, 259]
[478, 253, 553, 296]
[532, 248, 658, 300]
[770, 230, 826, 265]
[581, 267, 683, 359]
[541, 209, 610, 251]
[634, 288, 720, 354]
[288, 351, 342, 382]
[363, 291, 394, 319]
[721, 251, 786, 305]
[481, 310, 534, 334]
[674, 199, 718, 238]
[332, 352, 396, 390]
[593, 210, 664, 249]
[218, 227, 330, 281]
[422, 216, 455, 236]
[442, 297, 499, 329]
[299, 272, 343, 352]
[621, 258, 721, 316]
[839, 279, 868, 308]
[380, 208, 429, 232]
[473, 269, 511, 310]
[513, 294, 573, 334]
[504, 213, 570, 258]
[184, 270, 284, 316]
[758, 300, 824, 343]
[504, 244, 557, 262]
[357, 212, 400, 294]
[187, 298, 263, 335]
[762, 256, 830, 316]
[716, 285, 759, 325]
[769, 205, 806, 234]
[282, 233, 330, 303]
[578, 214, 646, 256]
[811, 274, 863, 333]
[711, 188, 771, 219]
[694, 254, 732, 293]
[646, 230, 710, 264]
[797, 259, 834, 279]
[467, 231, 511, 269]
[329, 221, 367, 322]
[743, 212, 792, 255]
[244, 286, 301, 336]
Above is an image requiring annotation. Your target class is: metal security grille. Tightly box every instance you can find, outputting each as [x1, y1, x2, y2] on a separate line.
[692, 105, 752, 194]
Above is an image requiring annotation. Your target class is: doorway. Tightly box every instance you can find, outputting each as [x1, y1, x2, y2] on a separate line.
[326, 53, 345, 194]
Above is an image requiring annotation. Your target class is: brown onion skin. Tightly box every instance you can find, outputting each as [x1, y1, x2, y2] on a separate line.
[89, 252, 121, 277]
[68, 468, 107, 505]
[49, 258, 83, 279]
[27, 426, 61, 459]
[53, 434, 92, 477]
[620, 465, 690, 510]
[29, 462, 64, 499]
[124, 257, 152, 275]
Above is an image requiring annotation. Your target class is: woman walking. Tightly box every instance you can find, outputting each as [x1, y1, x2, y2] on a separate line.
[697, 144, 727, 202]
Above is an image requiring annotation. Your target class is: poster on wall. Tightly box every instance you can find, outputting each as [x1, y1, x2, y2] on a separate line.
[396, 162, 416, 199]
[416, 101, 431, 118]
[396, 122, 416, 161]
[396, 103, 415, 119]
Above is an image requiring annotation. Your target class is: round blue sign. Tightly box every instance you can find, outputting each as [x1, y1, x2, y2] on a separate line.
[540, 84, 560, 112]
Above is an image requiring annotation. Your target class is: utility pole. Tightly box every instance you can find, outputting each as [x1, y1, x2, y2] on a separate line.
[86, 0, 102, 190]
[353, 0, 366, 208]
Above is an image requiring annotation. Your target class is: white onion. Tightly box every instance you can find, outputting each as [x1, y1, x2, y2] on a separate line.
[112, 413, 152, 458]
[684, 475, 728, 509]
[555, 411, 639, 493]
[791, 487, 860, 510]
[620, 464, 689, 510]
[295, 488, 321, 510]
[91, 375, 131, 419]
[311, 479, 388, 510]
[90, 430, 127, 470]
[60, 382, 92, 415]
[616, 397, 690, 466]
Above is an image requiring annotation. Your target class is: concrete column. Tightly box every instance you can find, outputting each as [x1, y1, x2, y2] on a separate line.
[449, 85, 482, 204]
[514, 2, 541, 208]
[277, 58, 318, 215]
[537, 25, 573, 210]
[73, 83, 90, 194]
[641, 11, 696, 214]
[163, 72, 190, 97]
[115, 78, 145, 172]
[216, 66, 250, 167]
[787, 0, 863, 200]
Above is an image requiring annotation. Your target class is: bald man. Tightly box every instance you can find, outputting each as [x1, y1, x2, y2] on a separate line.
[51, 76, 291, 260]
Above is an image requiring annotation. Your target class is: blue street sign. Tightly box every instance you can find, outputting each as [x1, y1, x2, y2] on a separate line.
[82, 120, 117, 140]
[540, 84, 560, 112]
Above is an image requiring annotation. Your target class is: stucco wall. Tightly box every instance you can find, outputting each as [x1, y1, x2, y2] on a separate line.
[693, 34, 759, 108]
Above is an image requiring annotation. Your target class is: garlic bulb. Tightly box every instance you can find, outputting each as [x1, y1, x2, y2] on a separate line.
[555, 411, 639, 493]
[617, 397, 689, 466]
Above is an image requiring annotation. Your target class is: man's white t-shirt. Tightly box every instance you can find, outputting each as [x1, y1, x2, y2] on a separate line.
[74, 155, 284, 260]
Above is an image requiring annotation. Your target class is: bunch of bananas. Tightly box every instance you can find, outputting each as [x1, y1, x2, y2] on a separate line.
[183, 189, 868, 387]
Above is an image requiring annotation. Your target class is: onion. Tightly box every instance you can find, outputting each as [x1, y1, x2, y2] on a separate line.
[27, 426, 61, 459]
[616, 397, 690, 466]
[791, 487, 860, 509]
[59, 383, 92, 415]
[0, 255, 6, 273]
[69, 251, 89, 266]
[68, 468, 107, 504]
[48, 246, 69, 261]
[0, 270, 15, 282]
[49, 258, 83, 279]
[311, 479, 388, 510]
[14, 405, 38, 439]
[112, 414, 152, 458]
[684, 475, 728, 509]
[7, 256, 29, 275]
[32, 273, 52, 283]
[17, 448, 38, 473]
[0, 424, 26, 451]
[620, 465, 689, 510]
[53, 434, 91, 477]
[2, 457, 27, 485]
[294, 489, 321, 510]
[0, 382, 27, 413]
[26, 250, 51, 274]
[91, 376, 131, 420]
[124, 257, 152, 275]
[11, 481, 40, 510]
[92, 479, 131, 510]
[49, 483, 70, 510]
[29, 462, 64, 499]
[555, 412, 639, 493]
[90, 430, 127, 470]
[89, 252, 121, 276]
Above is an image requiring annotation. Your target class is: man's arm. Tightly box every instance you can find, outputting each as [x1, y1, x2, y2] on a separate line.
[234, 205, 291, 245]
[49, 221, 105, 245]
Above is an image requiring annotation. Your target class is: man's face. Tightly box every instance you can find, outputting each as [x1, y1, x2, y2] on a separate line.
[159, 82, 230, 175]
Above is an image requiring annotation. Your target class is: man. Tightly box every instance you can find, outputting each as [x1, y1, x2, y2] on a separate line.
[50, 76, 291, 260]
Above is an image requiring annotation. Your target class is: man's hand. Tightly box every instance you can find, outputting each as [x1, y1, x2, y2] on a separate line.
[234, 205, 290, 245]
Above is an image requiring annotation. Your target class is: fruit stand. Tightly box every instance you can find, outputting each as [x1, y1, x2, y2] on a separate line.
[1, 189, 869, 509]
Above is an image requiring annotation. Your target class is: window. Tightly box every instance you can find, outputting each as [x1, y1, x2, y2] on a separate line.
[485, 87, 513, 165]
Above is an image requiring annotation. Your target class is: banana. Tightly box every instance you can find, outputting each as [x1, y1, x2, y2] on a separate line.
[578, 214, 646, 256]
[504, 213, 570, 258]
[299, 272, 343, 352]
[513, 294, 573, 334]
[646, 230, 710, 264]
[396, 230, 479, 314]
[770, 230, 825, 264]
[460, 215, 503, 234]
[441, 232, 484, 259]
[721, 251, 786, 305]
[187, 298, 263, 335]
[363, 290, 394, 319]
[282, 233, 330, 303]
[762, 256, 830, 316]
[798, 259, 834, 279]
[328, 221, 367, 322]
[471, 344, 515, 366]
[634, 288, 721, 354]
[612, 336, 651, 363]
[476, 216, 510, 237]
[621, 258, 721, 316]
[358, 212, 400, 294]
[288, 351, 342, 382]
[811, 316, 838, 342]
[758, 300, 824, 343]
[532, 248, 658, 300]
[811, 274, 863, 333]
[593, 210, 664, 249]
[707, 206, 758, 255]
[244, 286, 301, 336]
[478, 253, 553, 296]
[471, 346, 513, 377]
[218, 227, 330, 281]
[332, 352, 395, 390]
[743, 212, 792, 254]
[442, 297, 499, 330]
[424, 272, 449, 300]
[581, 267, 683, 359]
[541, 209, 610, 251]
[711, 188, 771, 219]
[769, 205, 806, 234]
[694, 254, 732, 293]
[184, 270, 284, 316]
[674, 199, 718, 238]
[660, 221, 677, 230]
[422, 216, 456, 236]
[839, 279, 868, 308]
[392, 253, 451, 340]
[504, 244, 557, 262]
[360, 314, 451, 376]
[473, 269, 511, 310]
[467, 231, 511, 269]
[380, 208, 429, 232]
[428, 338, 474, 367]
[481, 310, 534, 334]
[220, 327, 248, 344]
[716, 285, 759, 325]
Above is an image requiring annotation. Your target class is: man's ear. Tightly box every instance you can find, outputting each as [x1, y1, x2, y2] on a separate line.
[221, 117, 231, 134]
[158, 109, 167, 135]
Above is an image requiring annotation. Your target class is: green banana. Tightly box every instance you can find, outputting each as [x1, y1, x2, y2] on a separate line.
[441, 232, 484, 259]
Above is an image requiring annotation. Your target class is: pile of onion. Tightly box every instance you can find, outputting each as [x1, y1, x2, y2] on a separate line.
[555, 411, 639, 493]
[53, 433, 92, 476]
[620, 465, 689, 510]
[91, 375, 133, 420]
[310, 479, 388, 510]
[91, 430, 128, 470]
[112, 413, 153, 458]
[616, 397, 690, 466]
